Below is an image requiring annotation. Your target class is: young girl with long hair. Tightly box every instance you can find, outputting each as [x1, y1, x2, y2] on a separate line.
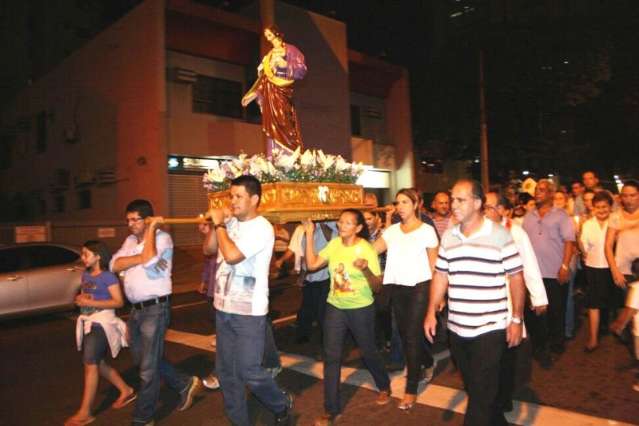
[65, 241, 134, 426]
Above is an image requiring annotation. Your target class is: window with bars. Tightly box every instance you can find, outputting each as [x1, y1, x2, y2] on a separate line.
[192, 75, 243, 119]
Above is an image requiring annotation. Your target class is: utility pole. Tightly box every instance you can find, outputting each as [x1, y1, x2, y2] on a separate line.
[479, 49, 490, 190]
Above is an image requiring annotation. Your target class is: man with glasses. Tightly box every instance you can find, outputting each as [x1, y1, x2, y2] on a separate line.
[522, 179, 576, 367]
[484, 192, 547, 411]
[111, 199, 202, 426]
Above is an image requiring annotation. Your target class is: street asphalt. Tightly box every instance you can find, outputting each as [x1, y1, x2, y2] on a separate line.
[1, 248, 637, 425]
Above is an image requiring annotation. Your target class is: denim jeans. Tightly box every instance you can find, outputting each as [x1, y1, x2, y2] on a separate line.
[216, 311, 288, 426]
[323, 303, 390, 415]
[297, 279, 330, 341]
[263, 316, 281, 369]
[128, 301, 190, 423]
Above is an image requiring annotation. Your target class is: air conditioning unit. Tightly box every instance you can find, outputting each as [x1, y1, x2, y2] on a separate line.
[49, 168, 70, 191]
[364, 107, 382, 119]
[64, 125, 80, 144]
[74, 170, 96, 187]
[168, 67, 197, 84]
[97, 167, 117, 185]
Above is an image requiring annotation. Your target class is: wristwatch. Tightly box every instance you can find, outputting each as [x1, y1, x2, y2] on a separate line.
[511, 316, 522, 325]
[214, 223, 226, 230]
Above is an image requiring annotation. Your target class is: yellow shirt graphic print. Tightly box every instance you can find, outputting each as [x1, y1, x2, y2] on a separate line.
[319, 238, 381, 310]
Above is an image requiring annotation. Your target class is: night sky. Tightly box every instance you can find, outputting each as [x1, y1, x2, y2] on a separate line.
[2, 0, 638, 183]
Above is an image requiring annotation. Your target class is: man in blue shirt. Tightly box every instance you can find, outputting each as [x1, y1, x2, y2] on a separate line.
[523, 180, 576, 367]
[296, 221, 338, 346]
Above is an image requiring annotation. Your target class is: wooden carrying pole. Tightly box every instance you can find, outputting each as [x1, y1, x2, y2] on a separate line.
[148, 217, 210, 225]
[149, 207, 390, 226]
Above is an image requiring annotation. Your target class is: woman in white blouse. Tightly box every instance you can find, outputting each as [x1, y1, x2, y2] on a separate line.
[579, 191, 615, 352]
[374, 188, 439, 410]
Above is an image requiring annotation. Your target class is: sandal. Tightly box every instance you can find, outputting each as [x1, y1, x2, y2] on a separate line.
[314, 413, 342, 426]
[64, 415, 95, 426]
[398, 394, 416, 411]
[376, 390, 391, 405]
[112, 392, 137, 409]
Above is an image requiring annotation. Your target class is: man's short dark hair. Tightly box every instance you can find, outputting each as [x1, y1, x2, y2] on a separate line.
[434, 191, 450, 200]
[231, 175, 262, 205]
[491, 192, 512, 210]
[126, 199, 154, 218]
[456, 179, 485, 207]
[592, 190, 613, 206]
[571, 181, 584, 187]
[584, 189, 595, 195]
[623, 179, 639, 191]
[518, 192, 534, 205]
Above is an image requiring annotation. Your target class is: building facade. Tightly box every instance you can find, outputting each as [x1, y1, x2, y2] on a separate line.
[0, 0, 415, 247]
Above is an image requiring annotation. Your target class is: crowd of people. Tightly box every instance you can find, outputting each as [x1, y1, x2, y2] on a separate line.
[65, 171, 639, 426]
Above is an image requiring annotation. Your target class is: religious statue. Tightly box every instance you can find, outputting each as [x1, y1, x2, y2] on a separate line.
[241, 25, 307, 154]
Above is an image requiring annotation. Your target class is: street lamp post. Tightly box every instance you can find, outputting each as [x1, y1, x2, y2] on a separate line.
[479, 49, 490, 190]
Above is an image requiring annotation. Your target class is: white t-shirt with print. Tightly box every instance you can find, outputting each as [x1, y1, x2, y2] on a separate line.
[609, 210, 639, 275]
[213, 216, 274, 316]
[382, 222, 439, 286]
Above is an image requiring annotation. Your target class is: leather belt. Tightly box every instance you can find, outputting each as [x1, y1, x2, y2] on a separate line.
[132, 295, 170, 310]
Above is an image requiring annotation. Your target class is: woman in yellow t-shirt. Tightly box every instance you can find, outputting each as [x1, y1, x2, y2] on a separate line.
[303, 209, 391, 426]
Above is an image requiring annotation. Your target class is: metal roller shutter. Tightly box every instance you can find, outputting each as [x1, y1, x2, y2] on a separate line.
[168, 173, 209, 247]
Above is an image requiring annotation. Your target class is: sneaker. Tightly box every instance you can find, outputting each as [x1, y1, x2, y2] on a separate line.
[274, 392, 294, 426]
[202, 373, 220, 390]
[177, 376, 202, 411]
[266, 366, 283, 378]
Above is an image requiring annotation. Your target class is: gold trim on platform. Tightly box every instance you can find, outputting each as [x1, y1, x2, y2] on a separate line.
[208, 182, 367, 224]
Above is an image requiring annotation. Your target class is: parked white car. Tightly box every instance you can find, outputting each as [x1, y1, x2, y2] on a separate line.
[0, 243, 83, 318]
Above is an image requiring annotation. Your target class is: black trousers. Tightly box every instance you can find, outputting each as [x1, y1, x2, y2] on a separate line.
[386, 281, 432, 394]
[450, 329, 508, 426]
[496, 343, 518, 412]
[296, 279, 330, 340]
[526, 278, 568, 352]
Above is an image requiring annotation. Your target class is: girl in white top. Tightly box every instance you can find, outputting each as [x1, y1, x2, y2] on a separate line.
[578, 191, 615, 352]
[374, 188, 439, 410]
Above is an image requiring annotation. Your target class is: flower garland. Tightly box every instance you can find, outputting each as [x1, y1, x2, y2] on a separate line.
[203, 147, 365, 192]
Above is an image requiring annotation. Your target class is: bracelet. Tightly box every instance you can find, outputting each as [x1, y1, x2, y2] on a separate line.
[511, 316, 522, 324]
[560, 263, 569, 271]
[214, 223, 226, 230]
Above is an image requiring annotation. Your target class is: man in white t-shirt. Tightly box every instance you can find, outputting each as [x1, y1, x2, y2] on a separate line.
[207, 175, 292, 426]
[605, 180, 639, 288]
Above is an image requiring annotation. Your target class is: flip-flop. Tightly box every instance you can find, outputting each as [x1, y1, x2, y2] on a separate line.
[112, 392, 137, 409]
[64, 416, 95, 426]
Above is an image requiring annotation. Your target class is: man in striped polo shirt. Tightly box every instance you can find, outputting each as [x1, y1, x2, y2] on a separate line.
[425, 180, 525, 426]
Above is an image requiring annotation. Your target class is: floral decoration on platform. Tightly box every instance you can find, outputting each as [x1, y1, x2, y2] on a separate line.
[203, 148, 365, 192]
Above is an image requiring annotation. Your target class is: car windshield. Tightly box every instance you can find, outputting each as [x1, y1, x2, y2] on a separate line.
[0, 245, 79, 273]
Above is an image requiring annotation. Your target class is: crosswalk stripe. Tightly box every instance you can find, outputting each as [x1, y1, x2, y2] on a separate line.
[164, 328, 633, 426]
